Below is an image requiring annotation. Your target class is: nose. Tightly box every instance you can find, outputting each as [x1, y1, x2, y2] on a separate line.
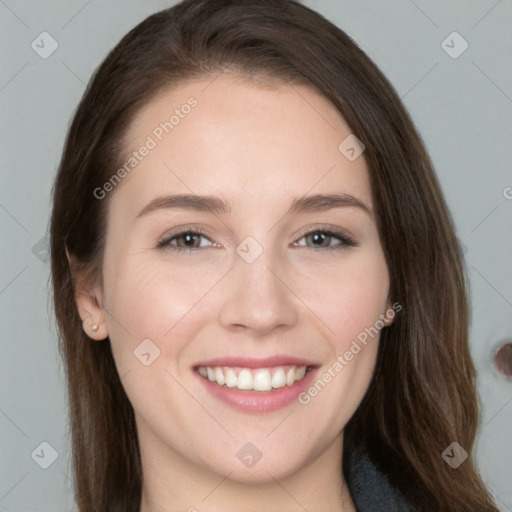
[218, 249, 298, 336]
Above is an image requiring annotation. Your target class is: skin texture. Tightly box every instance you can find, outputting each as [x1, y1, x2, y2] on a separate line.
[75, 75, 393, 512]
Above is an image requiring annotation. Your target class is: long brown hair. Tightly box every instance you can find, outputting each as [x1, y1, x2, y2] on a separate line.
[50, 0, 498, 510]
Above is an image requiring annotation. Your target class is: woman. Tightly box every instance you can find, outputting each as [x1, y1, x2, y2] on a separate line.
[50, 0, 499, 510]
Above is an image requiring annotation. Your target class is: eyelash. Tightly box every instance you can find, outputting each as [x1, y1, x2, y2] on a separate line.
[157, 226, 358, 253]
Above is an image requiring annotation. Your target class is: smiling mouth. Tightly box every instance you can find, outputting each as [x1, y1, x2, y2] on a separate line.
[195, 365, 313, 392]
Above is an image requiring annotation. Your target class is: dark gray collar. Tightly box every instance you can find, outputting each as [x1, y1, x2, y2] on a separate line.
[344, 447, 417, 512]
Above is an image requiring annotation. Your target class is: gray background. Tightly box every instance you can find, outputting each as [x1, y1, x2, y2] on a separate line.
[1, 0, 511, 510]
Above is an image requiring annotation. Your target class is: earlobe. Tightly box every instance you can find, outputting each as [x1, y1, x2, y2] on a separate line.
[75, 289, 109, 340]
[67, 247, 109, 340]
[81, 312, 109, 340]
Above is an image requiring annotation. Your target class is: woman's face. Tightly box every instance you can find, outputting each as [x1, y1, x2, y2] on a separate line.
[88, 75, 392, 482]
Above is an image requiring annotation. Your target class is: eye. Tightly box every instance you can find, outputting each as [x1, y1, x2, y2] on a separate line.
[157, 230, 216, 251]
[293, 228, 357, 250]
[156, 227, 357, 253]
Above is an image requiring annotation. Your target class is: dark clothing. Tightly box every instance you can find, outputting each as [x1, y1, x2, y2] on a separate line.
[344, 447, 417, 512]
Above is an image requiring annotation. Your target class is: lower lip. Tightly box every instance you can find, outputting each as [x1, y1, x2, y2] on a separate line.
[195, 368, 318, 413]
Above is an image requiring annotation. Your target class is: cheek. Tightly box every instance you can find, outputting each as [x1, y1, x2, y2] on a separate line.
[102, 255, 222, 371]
[295, 260, 388, 435]
[101, 257, 209, 428]
[295, 253, 390, 351]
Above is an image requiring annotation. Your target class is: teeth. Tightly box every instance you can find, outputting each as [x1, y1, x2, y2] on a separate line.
[238, 369, 253, 390]
[214, 367, 225, 386]
[271, 368, 286, 389]
[197, 364, 309, 391]
[253, 369, 272, 391]
[295, 365, 306, 381]
[225, 368, 238, 388]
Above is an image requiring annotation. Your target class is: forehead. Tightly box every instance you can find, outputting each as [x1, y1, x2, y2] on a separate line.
[112, 74, 371, 217]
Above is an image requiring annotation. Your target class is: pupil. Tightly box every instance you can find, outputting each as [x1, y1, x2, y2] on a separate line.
[182, 234, 197, 247]
[311, 232, 328, 247]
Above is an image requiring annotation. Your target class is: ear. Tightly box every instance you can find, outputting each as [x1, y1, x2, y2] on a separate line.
[66, 247, 109, 340]
[381, 293, 399, 327]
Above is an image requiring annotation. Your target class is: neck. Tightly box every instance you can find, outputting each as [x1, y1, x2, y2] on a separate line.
[138, 431, 355, 512]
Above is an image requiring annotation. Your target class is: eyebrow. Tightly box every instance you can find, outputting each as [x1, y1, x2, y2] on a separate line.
[135, 192, 372, 220]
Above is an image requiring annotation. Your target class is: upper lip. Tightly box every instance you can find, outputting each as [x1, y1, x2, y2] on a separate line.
[194, 355, 320, 369]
